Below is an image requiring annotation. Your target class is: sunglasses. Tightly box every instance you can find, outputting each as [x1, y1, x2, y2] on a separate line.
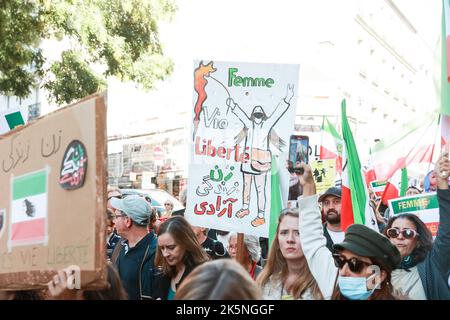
[386, 228, 419, 239]
[332, 253, 372, 274]
[108, 195, 123, 201]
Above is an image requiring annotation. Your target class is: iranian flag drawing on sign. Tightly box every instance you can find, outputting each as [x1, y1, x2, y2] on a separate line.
[9, 169, 48, 248]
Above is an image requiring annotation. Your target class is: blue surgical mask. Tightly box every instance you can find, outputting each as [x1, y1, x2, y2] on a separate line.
[338, 274, 377, 300]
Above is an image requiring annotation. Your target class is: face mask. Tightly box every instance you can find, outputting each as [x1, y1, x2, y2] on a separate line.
[253, 112, 264, 119]
[338, 274, 378, 300]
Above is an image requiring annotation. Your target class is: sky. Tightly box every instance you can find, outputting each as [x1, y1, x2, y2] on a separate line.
[107, 0, 442, 164]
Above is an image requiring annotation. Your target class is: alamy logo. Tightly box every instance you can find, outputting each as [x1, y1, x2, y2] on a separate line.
[367, 265, 381, 290]
[48, 265, 81, 296]
[66, 265, 81, 290]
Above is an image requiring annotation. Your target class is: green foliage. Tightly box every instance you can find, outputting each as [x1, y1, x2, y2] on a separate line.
[44, 50, 106, 105]
[0, 0, 46, 97]
[0, 0, 176, 105]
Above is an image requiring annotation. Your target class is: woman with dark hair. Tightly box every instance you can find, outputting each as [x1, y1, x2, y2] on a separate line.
[297, 163, 402, 300]
[383, 154, 450, 300]
[256, 208, 323, 300]
[152, 216, 209, 300]
[175, 259, 261, 300]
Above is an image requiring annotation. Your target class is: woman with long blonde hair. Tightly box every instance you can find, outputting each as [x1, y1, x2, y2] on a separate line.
[257, 208, 322, 300]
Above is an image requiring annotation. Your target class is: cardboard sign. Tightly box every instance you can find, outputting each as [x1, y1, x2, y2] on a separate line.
[0, 93, 108, 290]
[310, 159, 336, 195]
[186, 60, 299, 237]
[388, 193, 440, 237]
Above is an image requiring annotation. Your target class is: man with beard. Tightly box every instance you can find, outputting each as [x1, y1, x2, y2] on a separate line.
[318, 187, 344, 252]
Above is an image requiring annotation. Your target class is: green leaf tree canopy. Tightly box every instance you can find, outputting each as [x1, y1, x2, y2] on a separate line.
[0, 0, 176, 105]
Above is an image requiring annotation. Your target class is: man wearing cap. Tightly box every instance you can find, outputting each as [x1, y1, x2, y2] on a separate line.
[318, 187, 345, 252]
[110, 195, 157, 300]
[296, 163, 401, 299]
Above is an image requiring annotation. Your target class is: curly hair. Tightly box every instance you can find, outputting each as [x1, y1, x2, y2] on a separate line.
[383, 214, 433, 265]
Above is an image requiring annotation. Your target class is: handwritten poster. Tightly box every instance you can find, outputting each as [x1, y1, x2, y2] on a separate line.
[0, 93, 108, 290]
[186, 60, 299, 238]
[310, 159, 336, 195]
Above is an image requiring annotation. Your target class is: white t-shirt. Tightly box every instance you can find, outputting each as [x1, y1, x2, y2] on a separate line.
[391, 267, 427, 300]
[327, 228, 345, 244]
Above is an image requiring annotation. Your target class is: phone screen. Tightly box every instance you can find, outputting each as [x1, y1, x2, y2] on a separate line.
[289, 135, 309, 167]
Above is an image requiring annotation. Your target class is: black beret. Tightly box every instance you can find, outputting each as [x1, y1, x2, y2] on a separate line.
[333, 224, 401, 271]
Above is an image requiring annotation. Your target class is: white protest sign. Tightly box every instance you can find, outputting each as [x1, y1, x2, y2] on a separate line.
[186, 60, 299, 238]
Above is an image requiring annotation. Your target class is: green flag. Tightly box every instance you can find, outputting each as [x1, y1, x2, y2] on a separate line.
[341, 99, 378, 231]
[269, 156, 282, 247]
[400, 167, 408, 197]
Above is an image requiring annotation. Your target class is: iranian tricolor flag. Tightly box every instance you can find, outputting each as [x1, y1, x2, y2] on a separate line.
[440, 1, 450, 146]
[9, 169, 48, 248]
[381, 167, 408, 206]
[371, 113, 438, 182]
[320, 117, 343, 173]
[341, 100, 378, 232]
[0, 107, 27, 135]
[269, 156, 282, 247]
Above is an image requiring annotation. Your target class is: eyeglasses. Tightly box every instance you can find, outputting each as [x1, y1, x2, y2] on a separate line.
[164, 203, 172, 206]
[332, 253, 372, 274]
[112, 210, 127, 219]
[386, 228, 419, 239]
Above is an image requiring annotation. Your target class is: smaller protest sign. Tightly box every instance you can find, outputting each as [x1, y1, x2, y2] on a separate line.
[388, 193, 439, 237]
[370, 180, 387, 198]
[310, 159, 336, 195]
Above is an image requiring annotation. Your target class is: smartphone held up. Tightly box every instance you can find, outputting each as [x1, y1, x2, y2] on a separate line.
[287, 135, 309, 175]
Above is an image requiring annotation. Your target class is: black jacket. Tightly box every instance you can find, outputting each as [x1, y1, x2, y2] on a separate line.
[113, 232, 157, 300]
[415, 189, 450, 299]
[152, 262, 196, 300]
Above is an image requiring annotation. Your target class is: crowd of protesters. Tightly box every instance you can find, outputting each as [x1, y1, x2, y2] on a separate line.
[2, 153, 449, 301]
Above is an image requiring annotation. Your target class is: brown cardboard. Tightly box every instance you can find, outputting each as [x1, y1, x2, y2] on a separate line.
[0, 93, 108, 290]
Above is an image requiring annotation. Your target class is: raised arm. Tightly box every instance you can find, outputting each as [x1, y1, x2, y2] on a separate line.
[431, 153, 450, 273]
[297, 163, 338, 299]
[227, 98, 252, 127]
[265, 84, 294, 129]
